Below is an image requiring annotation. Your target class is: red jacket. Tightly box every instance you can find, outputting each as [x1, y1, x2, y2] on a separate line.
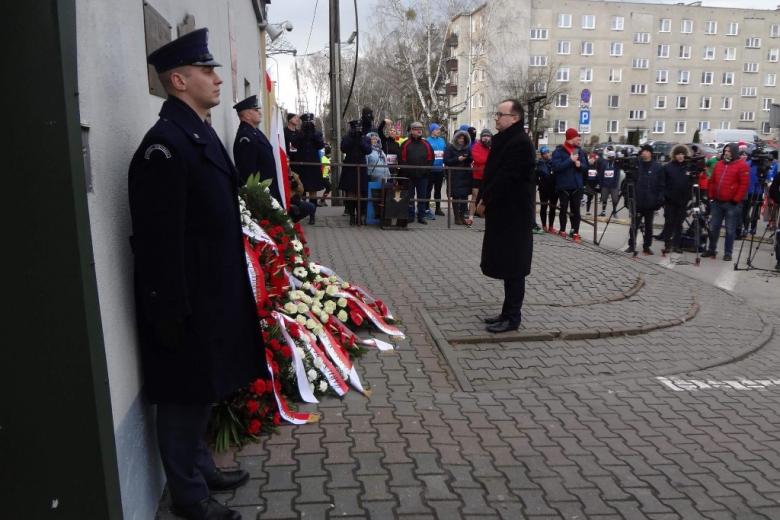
[708, 158, 749, 203]
[471, 141, 490, 180]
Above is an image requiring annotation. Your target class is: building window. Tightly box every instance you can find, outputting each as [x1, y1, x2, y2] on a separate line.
[701, 71, 713, 85]
[608, 94, 620, 108]
[632, 58, 649, 69]
[581, 41, 594, 55]
[762, 97, 774, 110]
[771, 24, 780, 38]
[681, 19, 693, 34]
[582, 14, 596, 29]
[674, 121, 687, 134]
[634, 32, 650, 44]
[768, 48, 779, 62]
[556, 67, 570, 82]
[762, 121, 772, 134]
[720, 120, 732, 129]
[766, 73, 777, 86]
[612, 16, 624, 31]
[658, 44, 670, 58]
[659, 18, 671, 33]
[530, 55, 549, 67]
[580, 67, 593, 82]
[628, 109, 647, 120]
[557, 40, 571, 55]
[655, 95, 667, 109]
[609, 68, 622, 82]
[556, 93, 569, 107]
[744, 62, 759, 73]
[530, 27, 549, 40]
[656, 70, 669, 83]
[724, 47, 737, 60]
[741, 87, 758, 97]
[652, 120, 665, 133]
[722, 72, 734, 85]
[698, 121, 711, 131]
[679, 45, 691, 59]
[721, 96, 733, 110]
[678, 70, 690, 84]
[700, 96, 712, 109]
[631, 83, 648, 94]
[607, 120, 619, 133]
[676, 95, 688, 109]
[740, 111, 755, 121]
[478, 93, 484, 108]
[703, 46, 715, 60]
[704, 21, 717, 35]
[554, 120, 567, 133]
[746, 37, 761, 49]
[558, 14, 572, 28]
[727, 22, 739, 36]
[610, 42, 624, 56]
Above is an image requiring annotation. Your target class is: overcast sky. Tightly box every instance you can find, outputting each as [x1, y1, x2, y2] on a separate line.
[266, 0, 780, 111]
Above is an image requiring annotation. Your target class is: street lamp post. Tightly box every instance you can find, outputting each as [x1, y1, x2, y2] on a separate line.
[329, 0, 342, 191]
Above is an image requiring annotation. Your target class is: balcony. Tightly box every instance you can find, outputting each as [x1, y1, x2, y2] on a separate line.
[446, 34, 458, 47]
[446, 58, 458, 71]
[446, 83, 458, 96]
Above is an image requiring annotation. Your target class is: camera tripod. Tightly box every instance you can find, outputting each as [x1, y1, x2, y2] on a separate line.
[734, 191, 780, 273]
[596, 181, 645, 257]
[660, 183, 706, 266]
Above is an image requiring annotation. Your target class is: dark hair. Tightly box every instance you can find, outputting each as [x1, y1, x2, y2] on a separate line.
[286, 113, 297, 122]
[500, 98, 524, 123]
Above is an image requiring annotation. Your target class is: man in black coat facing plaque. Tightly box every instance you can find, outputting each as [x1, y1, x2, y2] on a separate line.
[475, 99, 536, 333]
[128, 28, 265, 520]
[233, 94, 280, 200]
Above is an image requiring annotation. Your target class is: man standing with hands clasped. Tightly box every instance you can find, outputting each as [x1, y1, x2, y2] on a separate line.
[475, 99, 536, 333]
[129, 28, 265, 520]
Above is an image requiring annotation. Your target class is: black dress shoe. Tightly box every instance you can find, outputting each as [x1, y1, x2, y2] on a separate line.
[171, 497, 241, 520]
[206, 469, 249, 491]
[483, 314, 505, 324]
[485, 320, 520, 333]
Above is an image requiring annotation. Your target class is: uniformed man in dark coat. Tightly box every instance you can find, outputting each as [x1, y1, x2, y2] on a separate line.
[232, 94, 280, 200]
[128, 28, 265, 520]
[476, 99, 536, 333]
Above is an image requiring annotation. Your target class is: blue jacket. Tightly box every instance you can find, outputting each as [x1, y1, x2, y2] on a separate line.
[599, 158, 621, 189]
[426, 135, 447, 171]
[746, 160, 764, 196]
[535, 158, 554, 189]
[550, 144, 588, 191]
[633, 159, 666, 211]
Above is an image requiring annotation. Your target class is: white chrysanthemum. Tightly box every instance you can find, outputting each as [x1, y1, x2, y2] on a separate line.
[305, 318, 318, 330]
[313, 357, 324, 370]
[295, 347, 305, 359]
[293, 255, 304, 265]
[319, 311, 330, 322]
[329, 276, 339, 283]
[292, 239, 304, 252]
[308, 262, 321, 274]
[325, 285, 338, 296]
[337, 310, 348, 322]
[324, 301, 337, 313]
[283, 302, 298, 314]
[296, 315, 307, 325]
[293, 267, 308, 278]
[297, 303, 309, 314]
[288, 291, 301, 301]
[318, 380, 328, 392]
[312, 325, 323, 336]
[316, 290, 325, 298]
[341, 282, 350, 289]
[314, 275, 323, 283]
[312, 302, 323, 313]
[302, 281, 313, 291]
[307, 369, 318, 382]
[337, 297, 348, 308]
[300, 293, 313, 305]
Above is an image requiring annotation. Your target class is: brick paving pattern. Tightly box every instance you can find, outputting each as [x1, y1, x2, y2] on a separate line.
[157, 211, 780, 519]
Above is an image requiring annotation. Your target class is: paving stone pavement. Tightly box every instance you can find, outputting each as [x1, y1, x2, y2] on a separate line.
[157, 210, 780, 520]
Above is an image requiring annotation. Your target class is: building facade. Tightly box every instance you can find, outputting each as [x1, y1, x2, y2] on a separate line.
[448, 0, 780, 145]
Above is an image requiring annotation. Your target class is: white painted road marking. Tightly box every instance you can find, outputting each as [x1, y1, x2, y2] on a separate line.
[714, 268, 738, 292]
[657, 376, 780, 391]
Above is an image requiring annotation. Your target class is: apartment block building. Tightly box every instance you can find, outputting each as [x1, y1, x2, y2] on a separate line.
[447, 0, 780, 145]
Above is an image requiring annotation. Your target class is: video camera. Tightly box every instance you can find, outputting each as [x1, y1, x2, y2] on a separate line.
[750, 144, 773, 181]
[615, 153, 637, 184]
[301, 113, 316, 134]
[684, 153, 706, 175]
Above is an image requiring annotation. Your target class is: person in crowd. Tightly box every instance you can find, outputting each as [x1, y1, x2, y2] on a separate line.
[399, 121, 434, 224]
[702, 143, 750, 261]
[129, 28, 262, 520]
[284, 112, 300, 159]
[319, 145, 332, 206]
[738, 148, 765, 238]
[584, 151, 602, 216]
[232, 95, 278, 201]
[288, 170, 317, 223]
[468, 129, 491, 221]
[625, 144, 665, 255]
[443, 129, 472, 224]
[767, 151, 779, 231]
[536, 145, 557, 232]
[467, 126, 478, 147]
[662, 144, 693, 253]
[366, 131, 389, 182]
[290, 114, 325, 224]
[768, 168, 780, 269]
[598, 148, 621, 217]
[476, 99, 535, 333]
[550, 128, 588, 241]
[339, 119, 372, 225]
[425, 123, 447, 218]
[378, 118, 401, 176]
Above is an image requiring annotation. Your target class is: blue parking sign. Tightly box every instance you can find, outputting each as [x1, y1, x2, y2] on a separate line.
[579, 109, 590, 125]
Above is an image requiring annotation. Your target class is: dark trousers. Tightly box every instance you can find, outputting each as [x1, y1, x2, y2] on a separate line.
[629, 208, 655, 250]
[409, 176, 429, 219]
[663, 203, 687, 249]
[157, 403, 216, 507]
[427, 171, 444, 210]
[502, 276, 526, 323]
[739, 193, 763, 235]
[539, 187, 558, 228]
[557, 189, 583, 234]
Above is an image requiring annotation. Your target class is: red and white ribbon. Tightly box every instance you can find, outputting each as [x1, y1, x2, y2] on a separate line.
[265, 350, 319, 425]
[272, 311, 318, 404]
[335, 291, 405, 338]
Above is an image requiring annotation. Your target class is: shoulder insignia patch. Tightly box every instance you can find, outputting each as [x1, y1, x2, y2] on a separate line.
[239, 137, 251, 143]
[144, 144, 172, 160]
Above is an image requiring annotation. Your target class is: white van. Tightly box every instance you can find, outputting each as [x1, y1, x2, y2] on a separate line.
[700, 129, 759, 148]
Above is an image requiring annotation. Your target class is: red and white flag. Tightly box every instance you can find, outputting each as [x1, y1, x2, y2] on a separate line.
[267, 70, 291, 209]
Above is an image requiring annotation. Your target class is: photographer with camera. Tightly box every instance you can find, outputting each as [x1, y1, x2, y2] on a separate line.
[702, 143, 749, 261]
[339, 117, 372, 225]
[598, 148, 621, 217]
[291, 113, 326, 224]
[550, 128, 588, 241]
[738, 147, 769, 238]
[661, 145, 693, 254]
[626, 144, 665, 255]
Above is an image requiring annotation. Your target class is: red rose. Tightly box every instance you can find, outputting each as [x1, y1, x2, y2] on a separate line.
[274, 380, 282, 393]
[248, 419, 262, 434]
[273, 412, 281, 426]
[260, 219, 270, 227]
[251, 379, 267, 395]
[280, 345, 292, 359]
[269, 339, 282, 351]
[246, 400, 260, 414]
